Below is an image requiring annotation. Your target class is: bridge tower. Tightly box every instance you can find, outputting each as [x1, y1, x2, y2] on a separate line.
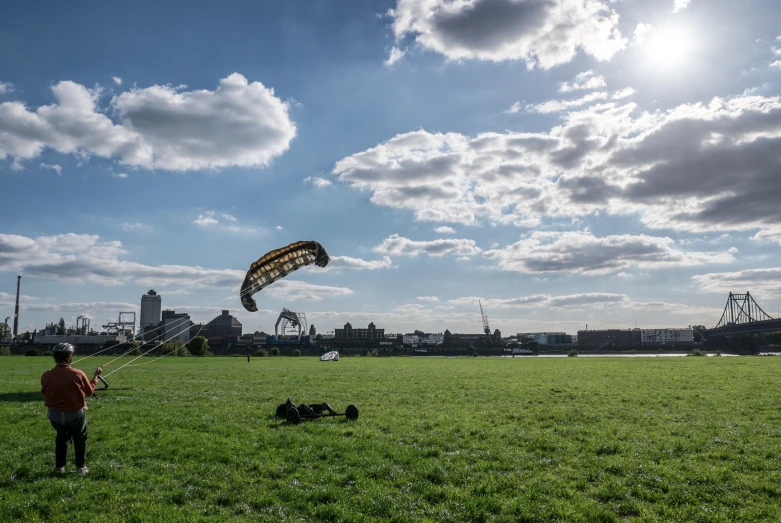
[715, 291, 773, 328]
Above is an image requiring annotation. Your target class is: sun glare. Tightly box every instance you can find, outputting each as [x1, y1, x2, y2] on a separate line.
[646, 27, 693, 68]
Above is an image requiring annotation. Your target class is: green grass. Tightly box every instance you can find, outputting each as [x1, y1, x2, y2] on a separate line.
[1, 355, 780, 522]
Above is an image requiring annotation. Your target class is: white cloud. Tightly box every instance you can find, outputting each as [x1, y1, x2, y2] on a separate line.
[276, 225, 283, 231]
[304, 176, 333, 187]
[417, 296, 440, 302]
[672, 0, 690, 13]
[434, 226, 456, 234]
[692, 268, 781, 296]
[193, 210, 257, 233]
[483, 230, 734, 274]
[194, 211, 219, 226]
[503, 101, 522, 114]
[771, 60, 781, 69]
[388, 0, 627, 69]
[559, 71, 607, 92]
[112, 76, 122, 86]
[263, 280, 353, 302]
[121, 222, 154, 233]
[0, 291, 37, 306]
[27, 301, 137, 313]
[374, 233, 482, 257]
[527, 91, 608, 113]
[449, 293, 627, 309]
[0, 73, 296, 171]
[752, 229, 781, 244]
[333, 94, 781, 234]
[154, 289, 190, 296]
[632, 23, 652, 46]
[0, 82, 13, 94]
[447, 292, 720, 318]
[321, 255, 395, 272]
[39, 163, 62, 175]
[113, 172, 129, 179]
[385, 46, 407, 66]
[612, 87, 635, 99]
[0, 232, 244, 287]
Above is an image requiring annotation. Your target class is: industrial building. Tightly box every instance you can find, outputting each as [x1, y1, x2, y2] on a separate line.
[334, 322, 384, 341]
[517, 332, 573, 345]
[578, 328, 694, 348]
[445, 331, 502, 345]
[198, 310, 243, 339]
[640, 328, 694, 345]
[578, 329, 642, 348]
[402, 333, 444, 346]
[140, 290, 162, 340]
[162, 310, 191, 342]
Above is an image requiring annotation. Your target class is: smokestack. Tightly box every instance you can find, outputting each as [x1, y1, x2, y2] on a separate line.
[13, 276, 21, 337]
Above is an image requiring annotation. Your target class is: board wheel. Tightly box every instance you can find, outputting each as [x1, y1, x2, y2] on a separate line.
[286, 407, 301, 425]
[345, 404, 359, 420]
[275, 404, 288, 418]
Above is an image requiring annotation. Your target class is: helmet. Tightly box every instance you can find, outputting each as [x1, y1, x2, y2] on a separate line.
[52, 343, 75, 353]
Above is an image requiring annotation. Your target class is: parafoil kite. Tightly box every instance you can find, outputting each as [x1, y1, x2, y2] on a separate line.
[320, 350, 339, 362]
[240, 241, 330, 312]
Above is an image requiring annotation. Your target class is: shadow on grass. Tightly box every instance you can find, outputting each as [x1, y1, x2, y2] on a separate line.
[0, 388, 132, 402]
[0, 391, 42, 403]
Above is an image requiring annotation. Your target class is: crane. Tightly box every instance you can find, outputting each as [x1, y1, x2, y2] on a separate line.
[479, 301, 491, 337]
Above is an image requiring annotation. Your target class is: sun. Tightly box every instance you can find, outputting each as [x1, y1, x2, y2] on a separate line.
[646, 27, 694, 68]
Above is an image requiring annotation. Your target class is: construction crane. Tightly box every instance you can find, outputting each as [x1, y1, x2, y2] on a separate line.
[479, 301, 491, 337]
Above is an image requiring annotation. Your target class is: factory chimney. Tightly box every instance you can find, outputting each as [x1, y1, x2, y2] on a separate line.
[13, 276, 21, 338]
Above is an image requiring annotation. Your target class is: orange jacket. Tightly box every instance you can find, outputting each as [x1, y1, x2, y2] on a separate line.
[41, 364, 98, 412]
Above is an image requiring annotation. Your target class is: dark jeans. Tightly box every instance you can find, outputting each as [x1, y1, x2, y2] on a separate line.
[49, 411, 88, 468]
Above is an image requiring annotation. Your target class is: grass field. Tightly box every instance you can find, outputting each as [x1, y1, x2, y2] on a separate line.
[1, 355, 780, 522]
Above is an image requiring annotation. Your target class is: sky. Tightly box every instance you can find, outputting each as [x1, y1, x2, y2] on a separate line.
[2, 0, 781, 337]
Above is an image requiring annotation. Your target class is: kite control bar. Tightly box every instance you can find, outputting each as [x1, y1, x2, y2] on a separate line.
[91, 376, 109, 400]
[276, 398, 359, 425]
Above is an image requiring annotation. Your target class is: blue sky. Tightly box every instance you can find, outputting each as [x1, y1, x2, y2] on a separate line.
[2, 0, 781, 336]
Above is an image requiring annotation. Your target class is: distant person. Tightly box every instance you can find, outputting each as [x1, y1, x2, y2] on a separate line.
[40, 343, 102, 475]
[247, 351, 251, 363]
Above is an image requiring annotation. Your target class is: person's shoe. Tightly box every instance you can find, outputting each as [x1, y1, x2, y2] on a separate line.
[76, 467, 89, 475]
[55, 467, 66, 474]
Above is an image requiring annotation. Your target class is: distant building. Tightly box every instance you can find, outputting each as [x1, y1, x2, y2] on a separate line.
[162, 310, 191, 343]
[403, 333, 443, 346]
[517, 332, 573, 345]
[423, 333, 444, 346]
[446, 332, 499, 345]
[140, 290, 162, 340]
[200, 310, 243, 339]
[578, 328, 694, 348]
[640, 328, 693, 345]
[578, 329, 641, 348]
[334, 322, 384, 341]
